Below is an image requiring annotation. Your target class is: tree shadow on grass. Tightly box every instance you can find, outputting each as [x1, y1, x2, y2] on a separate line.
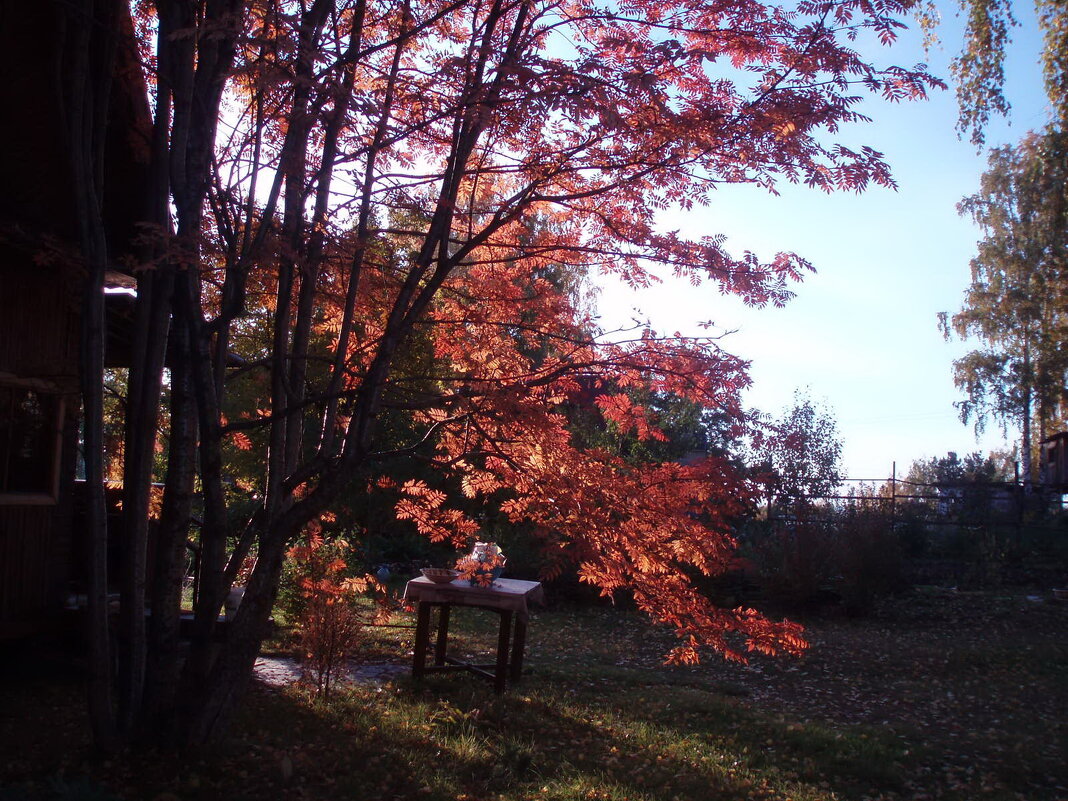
[367, 666, 912, 801]
[4, 604, 1063, 801]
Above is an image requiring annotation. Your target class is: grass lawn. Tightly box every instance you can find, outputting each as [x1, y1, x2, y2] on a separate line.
[2, 588, 1065, 801]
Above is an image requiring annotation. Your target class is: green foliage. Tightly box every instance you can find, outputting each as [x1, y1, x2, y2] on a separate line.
[944, 129, 1068, 479]
[740, 511, 905, 614]
[754, 390, 843, 503]
[891, 450, 1068, 587]
[952, 0, 1068, 145]
[903, 450, 1014, 526]
[99, 368, 171, 483]
[568, 387, 743, 467]
[1038, 0, 1068, 126]
[951, 0, 1017, 147]
[832, 509, 906, 614]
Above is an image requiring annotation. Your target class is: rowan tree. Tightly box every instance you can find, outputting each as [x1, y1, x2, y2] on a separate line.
[55, 0, 940, 747]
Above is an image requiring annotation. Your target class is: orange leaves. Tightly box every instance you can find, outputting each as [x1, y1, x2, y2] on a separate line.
[595, 393, 670, 442]
[414, 380, 808, 661]
[229, 431, 253, 451]
[664, 637, 702, 666]
[285, 533, 397, 694]
[454, 551, 505, 586]
[460, 470, 503, 498]
[399, 479, 447, 508]
[394, 480, 479, 544]
[162, 0, 931, 676]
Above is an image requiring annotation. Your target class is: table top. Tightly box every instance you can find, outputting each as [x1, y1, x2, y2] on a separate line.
[403, 577, 544, 619]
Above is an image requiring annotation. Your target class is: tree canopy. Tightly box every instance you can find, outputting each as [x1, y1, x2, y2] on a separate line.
[753, 390, 844, 506]
[46, 0, 939, 747]
[952, 0, 1068, 145]
[942, 128, 1068, 481]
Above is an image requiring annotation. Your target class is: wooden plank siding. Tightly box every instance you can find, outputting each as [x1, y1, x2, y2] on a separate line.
[0, 505, 64, 637]
[0, 0, 151, 639]
[0, 267, 80, 387]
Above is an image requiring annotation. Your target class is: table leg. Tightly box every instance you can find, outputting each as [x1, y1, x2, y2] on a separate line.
[509, 615, 527, 682]
[434, 604, 450, 666]
[412, 601, 432, 679]
[495, 609, 512, 694]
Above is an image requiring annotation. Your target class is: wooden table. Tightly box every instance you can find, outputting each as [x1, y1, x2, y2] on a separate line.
[403, 577, 544, 694]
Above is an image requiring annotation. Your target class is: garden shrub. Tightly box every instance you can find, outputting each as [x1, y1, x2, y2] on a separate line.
[284, 532, 386, 697]
[833, 510, 905, 614]
[740, 508, 905, 614]
[742, 515, 840, 610]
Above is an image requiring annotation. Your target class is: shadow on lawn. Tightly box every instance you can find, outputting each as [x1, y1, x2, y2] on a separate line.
[3, 592, 1066, 801]
[1, 661, 902, 801]
[328, 665, 911, 801]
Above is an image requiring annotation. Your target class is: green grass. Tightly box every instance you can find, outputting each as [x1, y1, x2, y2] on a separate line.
[219, 678, 893, 801]
[2, 592, 1066, 801]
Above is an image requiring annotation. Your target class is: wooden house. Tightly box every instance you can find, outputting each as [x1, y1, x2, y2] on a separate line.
[0, 0, 150, 638]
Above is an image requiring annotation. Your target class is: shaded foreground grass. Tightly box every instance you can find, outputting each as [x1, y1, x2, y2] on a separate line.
[2, 589, 1066, 801]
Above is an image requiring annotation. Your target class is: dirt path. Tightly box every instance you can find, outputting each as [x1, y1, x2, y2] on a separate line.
[253, 656, 407, 688]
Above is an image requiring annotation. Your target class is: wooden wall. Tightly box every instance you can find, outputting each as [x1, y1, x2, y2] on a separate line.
[0, 506, 63, 637]
[0, 0, 151, 639]
[0, 268, 80, 385]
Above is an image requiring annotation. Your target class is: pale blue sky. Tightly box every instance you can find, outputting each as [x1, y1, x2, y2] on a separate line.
[596, 2, 1051, 480]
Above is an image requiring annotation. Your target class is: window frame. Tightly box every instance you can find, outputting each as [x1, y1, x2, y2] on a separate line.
[0, 375, 66, 505]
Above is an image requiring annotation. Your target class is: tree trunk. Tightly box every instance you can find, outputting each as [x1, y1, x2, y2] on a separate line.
[57, 0, 123, 752]
[117, 267, 175, 734]
[179, 537, 289, 744]
[1022, 342, 1034, 490]
[138, 2, 183, 737]
[143, 320, 196, 742]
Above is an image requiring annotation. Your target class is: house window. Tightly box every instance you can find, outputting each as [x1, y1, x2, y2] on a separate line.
[0, 382, 63, 501]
